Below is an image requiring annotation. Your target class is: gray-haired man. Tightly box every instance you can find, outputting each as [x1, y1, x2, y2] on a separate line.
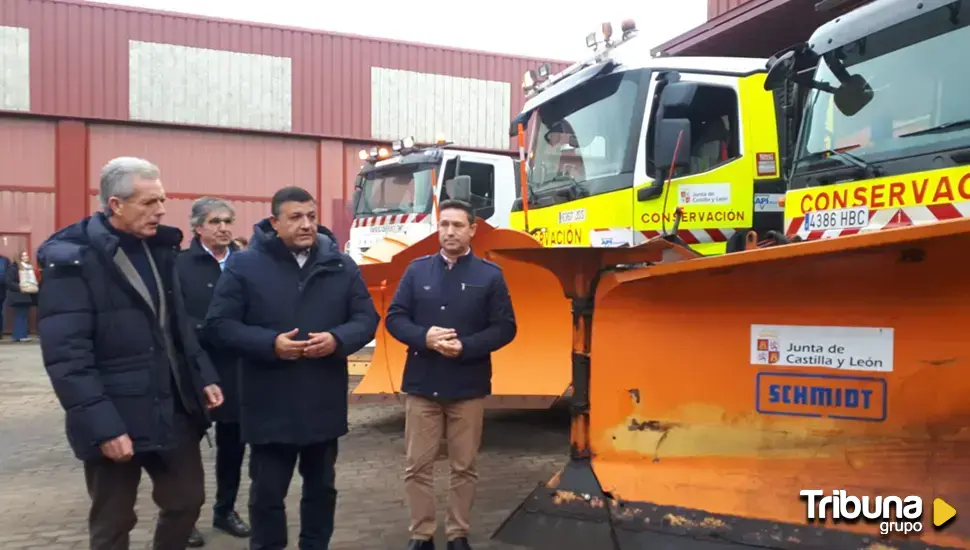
[36, 157, 224, 550]
[176, 197, 251, 546]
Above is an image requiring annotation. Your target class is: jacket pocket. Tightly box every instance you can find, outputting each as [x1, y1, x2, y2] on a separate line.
[101, 366, 153, 396]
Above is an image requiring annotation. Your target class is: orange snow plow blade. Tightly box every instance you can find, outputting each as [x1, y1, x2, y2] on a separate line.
[493, 219, 970, 550]
[351, 220, 574, 409]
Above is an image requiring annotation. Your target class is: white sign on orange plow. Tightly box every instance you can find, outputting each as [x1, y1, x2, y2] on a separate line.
[750, 324, 894, 372]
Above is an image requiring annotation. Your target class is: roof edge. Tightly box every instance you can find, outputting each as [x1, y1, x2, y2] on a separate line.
[650, 0, 788, 55]
[53, 0, 572, 66]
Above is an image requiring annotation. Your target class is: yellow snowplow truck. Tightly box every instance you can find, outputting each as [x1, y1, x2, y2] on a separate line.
[508, 20, 788, 256]
[350, 19, 792, 408]
[491, 1, 970, 549]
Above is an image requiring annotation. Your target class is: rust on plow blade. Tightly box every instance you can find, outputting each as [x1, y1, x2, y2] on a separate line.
[492, 219, 970, 550]
[350, 219, 574, 409]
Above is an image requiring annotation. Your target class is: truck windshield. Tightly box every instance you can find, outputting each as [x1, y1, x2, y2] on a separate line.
[794, 1, 970, 177]
[528, 70, 642, 199]
[354, 166, 435, 217]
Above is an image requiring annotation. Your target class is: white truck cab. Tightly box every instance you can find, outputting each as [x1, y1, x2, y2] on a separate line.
[346, 137, 519, 263]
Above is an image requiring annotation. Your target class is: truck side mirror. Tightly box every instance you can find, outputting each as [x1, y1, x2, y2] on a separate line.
[445, 175, 472, 202]
[653, 118, 692, 174]
[351, 186, 362, 211]
[638, 82, 696, 202]
[833, 73, 873, 117]
[764, 50, 796, 91]
[657, 81, 699, 117]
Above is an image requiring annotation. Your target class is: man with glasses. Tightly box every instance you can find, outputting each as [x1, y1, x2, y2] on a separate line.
[176, 197, 251, 546]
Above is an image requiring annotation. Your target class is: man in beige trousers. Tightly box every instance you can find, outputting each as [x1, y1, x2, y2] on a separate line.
[384, 199, 518, 550]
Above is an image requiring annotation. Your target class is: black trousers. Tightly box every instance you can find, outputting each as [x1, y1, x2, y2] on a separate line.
[248, 440, 339, 550]
[213, 421, 247, 517]
[84, 417, 205, 550]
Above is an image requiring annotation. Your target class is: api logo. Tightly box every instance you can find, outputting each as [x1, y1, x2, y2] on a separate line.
[756, 372, 887, 422]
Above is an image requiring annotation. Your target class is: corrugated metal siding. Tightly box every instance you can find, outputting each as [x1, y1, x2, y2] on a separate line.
[0, 118, 56, 189]
[0, 191, 55, 256]
[87, 124, 318, 197]
[343, 142, 371, 199]
[0, 0, 569, 149]
[708, 0, 759, 19]
[655, 0, 829, 58]
[0, 116, 55, 258]
[371, 67, 511, 150]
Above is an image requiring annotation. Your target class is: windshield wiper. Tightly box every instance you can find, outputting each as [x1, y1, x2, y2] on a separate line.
[802, 148, 882, 178]
[539, 174, 589, 199]
[899, 119, 970, 138]
[358, 207, 409, 217]
[525, 181, 539, 207]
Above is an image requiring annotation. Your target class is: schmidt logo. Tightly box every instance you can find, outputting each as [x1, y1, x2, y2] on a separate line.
[755, 372, 887, 422]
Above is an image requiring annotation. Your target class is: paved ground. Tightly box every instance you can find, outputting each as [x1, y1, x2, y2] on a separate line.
[0, 342, 568, 550]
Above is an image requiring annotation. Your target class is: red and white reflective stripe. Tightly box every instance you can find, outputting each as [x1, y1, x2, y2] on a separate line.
[639, 228, 737, 244]
[351, 213, 429, 228]
[786, 202, 970, 241]
[589, 227, 737, 245]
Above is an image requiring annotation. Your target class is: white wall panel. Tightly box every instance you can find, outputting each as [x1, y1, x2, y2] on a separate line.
[129, 41, 293, 132]
[371, 67, 511, 150]
[0, 26, 30, 112]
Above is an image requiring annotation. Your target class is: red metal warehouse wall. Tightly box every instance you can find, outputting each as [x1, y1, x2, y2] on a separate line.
[0, 0, 568, 259]
[86, 125, 319, 245]
[0, 118, 56, 258]
[0, 0, 567, 142]
[656, 0, 852, 57]
[708, 0, 752, 18]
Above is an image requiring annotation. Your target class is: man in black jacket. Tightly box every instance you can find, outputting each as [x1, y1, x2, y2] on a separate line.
[385, 199, 517, 550]
[36, 156, 224, 550]
[204, 186, 380, 550]
[176, 197, 251, 547]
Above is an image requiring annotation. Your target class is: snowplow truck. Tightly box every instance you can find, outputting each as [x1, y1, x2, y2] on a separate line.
[507, 20, 788, 255]
[346, 138, 520, 264]
[350, 18, 793, 409]
[491, 1, 970, 549]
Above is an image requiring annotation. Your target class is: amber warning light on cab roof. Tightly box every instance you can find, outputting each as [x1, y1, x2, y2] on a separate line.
[357, 135, 452, 163]
[522, 19, 637, 99]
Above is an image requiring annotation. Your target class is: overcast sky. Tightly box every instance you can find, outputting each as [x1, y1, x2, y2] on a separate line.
[95, 0, 707, 61]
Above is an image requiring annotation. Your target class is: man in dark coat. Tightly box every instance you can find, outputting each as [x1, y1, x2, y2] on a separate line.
[36, 156, 225, 550]
[176, 196, 251, 547]
[385, 199, 517, 550]
[204, 185, 380, 550]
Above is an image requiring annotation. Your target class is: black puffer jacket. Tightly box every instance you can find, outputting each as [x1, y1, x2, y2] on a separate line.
[36, 212, 220, 461]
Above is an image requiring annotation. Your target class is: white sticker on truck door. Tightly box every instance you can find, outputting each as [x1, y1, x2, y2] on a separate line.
[679, 183, 731, 206]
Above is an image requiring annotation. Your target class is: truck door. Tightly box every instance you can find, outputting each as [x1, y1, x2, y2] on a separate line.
[633, 71, 756, 256]
[440, 155, 505, 226]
